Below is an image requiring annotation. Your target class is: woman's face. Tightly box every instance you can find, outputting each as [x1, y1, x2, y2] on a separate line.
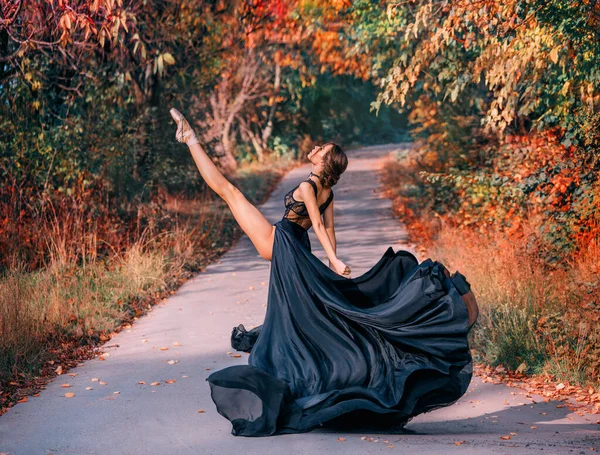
[308, 144, 330, 165]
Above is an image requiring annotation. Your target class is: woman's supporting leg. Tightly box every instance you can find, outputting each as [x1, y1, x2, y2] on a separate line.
[187, 142, 276, 261]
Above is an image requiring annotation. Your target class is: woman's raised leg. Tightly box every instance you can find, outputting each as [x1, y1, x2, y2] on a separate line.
[170, 109, 275, 261]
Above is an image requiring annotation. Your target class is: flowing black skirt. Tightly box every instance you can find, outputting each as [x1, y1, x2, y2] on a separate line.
[206, 218, 473, 437]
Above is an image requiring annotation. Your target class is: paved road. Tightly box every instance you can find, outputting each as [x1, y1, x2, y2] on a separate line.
[1, 144, 598, 454]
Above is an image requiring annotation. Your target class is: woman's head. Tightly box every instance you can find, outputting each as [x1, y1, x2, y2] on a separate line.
[308, 142, 348, 188]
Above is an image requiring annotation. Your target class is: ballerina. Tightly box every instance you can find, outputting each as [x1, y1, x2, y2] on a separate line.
[169, 108, 479, 437]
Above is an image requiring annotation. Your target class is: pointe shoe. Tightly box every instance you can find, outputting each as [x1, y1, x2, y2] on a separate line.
[169, 108, 200, 146]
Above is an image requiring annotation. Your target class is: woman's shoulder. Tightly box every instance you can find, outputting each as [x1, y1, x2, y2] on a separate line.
[300, 179, 318, 196]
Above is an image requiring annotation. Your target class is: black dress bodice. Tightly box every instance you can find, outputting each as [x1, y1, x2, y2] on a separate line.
[282, 174, 334, 230]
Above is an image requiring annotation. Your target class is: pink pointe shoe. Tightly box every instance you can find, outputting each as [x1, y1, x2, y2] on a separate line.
[169, 108, 200, 146]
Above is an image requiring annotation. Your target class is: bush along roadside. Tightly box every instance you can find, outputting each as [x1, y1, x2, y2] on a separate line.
[379, 144, 600, 417]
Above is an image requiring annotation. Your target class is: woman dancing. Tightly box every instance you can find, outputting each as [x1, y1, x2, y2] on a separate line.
[169, 108, 479, 437]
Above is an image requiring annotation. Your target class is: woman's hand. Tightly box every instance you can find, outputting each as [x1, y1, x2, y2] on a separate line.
[329, 257, 351, 278]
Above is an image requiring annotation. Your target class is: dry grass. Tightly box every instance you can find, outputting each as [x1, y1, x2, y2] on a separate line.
[380, 152, 600, 388]
[0, 155, 299, 400]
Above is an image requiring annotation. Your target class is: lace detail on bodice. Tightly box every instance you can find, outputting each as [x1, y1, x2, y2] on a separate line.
[282, 177, 334, 230]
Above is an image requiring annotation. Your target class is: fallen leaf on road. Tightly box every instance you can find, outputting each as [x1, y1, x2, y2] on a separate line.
[500, 435, 511, 440]
[99, 381, 107, 385]
[17, 397, 27, 403]
[86, 387, 93, 390]
[150, 382, 160, 386]
[113, 391, 120, 394]
[530, 426, 537, 429]
[138, 381, 145, 385]
[65, 393, 75, 398]
[198, 409, 205, 413]
[454, 441, 466, 445]
[165, 379, 176, 384]
[160, 347, 169, 351]
[233, 354, 242, 358]
[61, 384, 70, 388]
[386, 445, 395, 449]
[337, 437, 346, 442]
[91, 378, 99, 382]
[172, 342, 181, 346]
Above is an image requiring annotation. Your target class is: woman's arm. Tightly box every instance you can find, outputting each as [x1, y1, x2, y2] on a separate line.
[322, 199, 336, 269]
[297, 182, 338, 263]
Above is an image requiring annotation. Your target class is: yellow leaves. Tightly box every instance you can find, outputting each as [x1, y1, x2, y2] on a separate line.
[65, 392, 75, 398]
[162, 53, 175, 65]
[90, 0, 100, 13]
[60, 13, 73, 31]
[549, 47, 560, 64]
[153, 53, 175, 77]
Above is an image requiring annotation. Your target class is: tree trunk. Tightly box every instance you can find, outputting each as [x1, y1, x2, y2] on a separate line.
[261, 63, 281, 147]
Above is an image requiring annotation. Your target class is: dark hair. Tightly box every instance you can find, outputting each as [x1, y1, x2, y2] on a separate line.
[318, 142, 348, 188]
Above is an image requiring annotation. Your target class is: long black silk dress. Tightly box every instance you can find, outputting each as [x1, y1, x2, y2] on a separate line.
[206, 175, 474, 437]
